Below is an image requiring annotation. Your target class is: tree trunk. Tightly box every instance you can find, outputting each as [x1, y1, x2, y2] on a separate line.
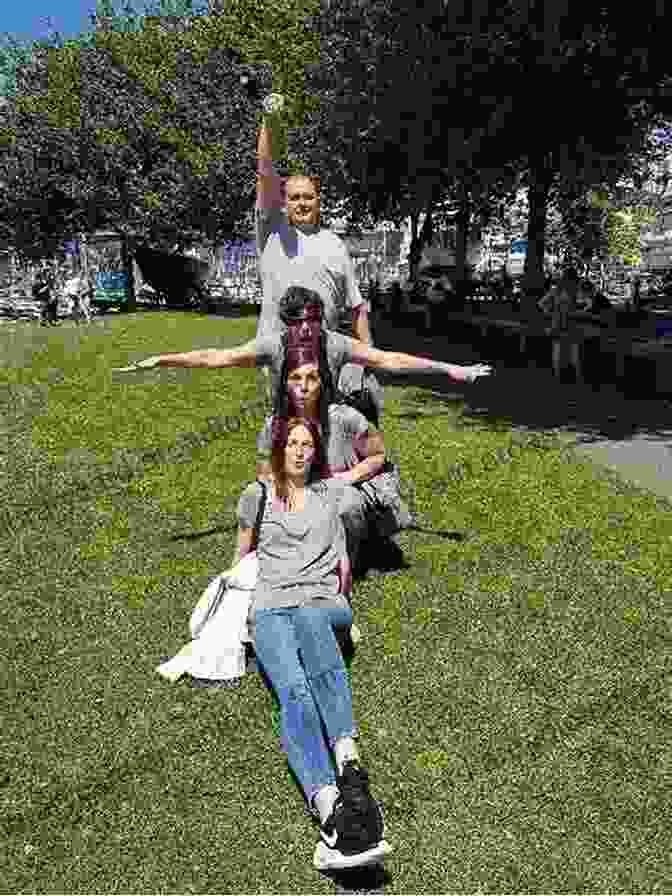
[454, 181, 470, 298]
[408, 211, 420, 282]
[523, 152, 553, 318]
[121, 234, 136, 312]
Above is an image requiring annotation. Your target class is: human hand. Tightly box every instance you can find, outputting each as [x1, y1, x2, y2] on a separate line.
[112, 356, 161, 373]
[461, 363, 493, 383]
[330, 471, 352, 482]
[262, 93, 285, 115]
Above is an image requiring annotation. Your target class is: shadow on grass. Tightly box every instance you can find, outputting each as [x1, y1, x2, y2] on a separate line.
[167, 523, 237, 542]
[325, 862, 393, 893]
[373, 315, 672, 445]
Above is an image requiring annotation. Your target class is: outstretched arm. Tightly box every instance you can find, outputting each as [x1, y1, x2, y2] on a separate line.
[113, 338, 259, 371]
[347, 339, 492, 384]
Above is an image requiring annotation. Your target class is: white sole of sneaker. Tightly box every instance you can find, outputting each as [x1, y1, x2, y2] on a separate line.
[313, 838, 393, 871]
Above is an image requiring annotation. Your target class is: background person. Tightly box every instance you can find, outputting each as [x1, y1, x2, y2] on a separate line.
[255, 93, 383, 421]
[538, 266, 582, 380]
[235, 415, 393, 871]
[63, 271, 93, 324]
[34, 260, 58, 326]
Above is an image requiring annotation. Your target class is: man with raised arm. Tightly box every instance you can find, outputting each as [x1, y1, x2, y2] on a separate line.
[255, 93, 382, 418]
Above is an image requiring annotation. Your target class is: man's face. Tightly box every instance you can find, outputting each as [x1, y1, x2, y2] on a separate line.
[286, 177, 320, 229]
[286, 305, 323, 346]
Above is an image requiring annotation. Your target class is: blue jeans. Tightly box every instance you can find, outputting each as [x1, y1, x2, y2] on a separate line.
[253, 603, 359, 811]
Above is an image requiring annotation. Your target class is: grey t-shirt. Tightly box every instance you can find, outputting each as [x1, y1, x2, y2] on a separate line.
[255, 207, 369, 339]
[237, 479, 351, 626]
[254, 328, 358, 401]
[257, 404, 370, 473]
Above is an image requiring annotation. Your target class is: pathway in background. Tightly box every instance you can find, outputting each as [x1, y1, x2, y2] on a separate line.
[372, 311, 672, 506]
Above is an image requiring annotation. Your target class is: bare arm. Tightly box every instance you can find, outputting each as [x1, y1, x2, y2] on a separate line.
[347, 339, 482, 383]
[256, 459, 273, 479]
[339, 452, 385, 484]
[257, 96, 285, 211]
[232, 526, 255, 566]
[115, 338, 259, 371]
[336, 429, 385, 484]
[352, 305, 372, 344]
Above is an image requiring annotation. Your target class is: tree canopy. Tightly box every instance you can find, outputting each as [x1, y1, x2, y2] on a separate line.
[0, 0, 320, 255]
[2, 0, 672, 295]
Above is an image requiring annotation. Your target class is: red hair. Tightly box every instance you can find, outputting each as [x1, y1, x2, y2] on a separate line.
[270, 416, 329, 502]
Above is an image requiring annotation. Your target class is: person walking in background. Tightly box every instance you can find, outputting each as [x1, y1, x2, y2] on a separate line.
[76, 273, 94, 324]
[34, 260, 58, 326]
[63, 270, 92, 324]
[538, 267, 582, 381]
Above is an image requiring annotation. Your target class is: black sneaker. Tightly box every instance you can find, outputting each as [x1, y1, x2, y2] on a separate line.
[313, 760, 393, 871]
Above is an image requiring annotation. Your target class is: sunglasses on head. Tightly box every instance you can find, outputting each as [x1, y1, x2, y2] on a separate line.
[281, 303, 323, 323]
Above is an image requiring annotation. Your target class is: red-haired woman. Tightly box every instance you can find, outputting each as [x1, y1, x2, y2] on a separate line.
[234, 415, 393, 872]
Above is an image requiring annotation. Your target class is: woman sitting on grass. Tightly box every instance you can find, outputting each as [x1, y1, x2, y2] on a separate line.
[255, 333, 413, 577]
[235, 414, 393, 871]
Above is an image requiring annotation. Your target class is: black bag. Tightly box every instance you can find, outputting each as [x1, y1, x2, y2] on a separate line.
[353, 460, 415, 537]
[342, 386, 380, 427]
[340, 369, 383, 427]
[252, 478, 268, 548]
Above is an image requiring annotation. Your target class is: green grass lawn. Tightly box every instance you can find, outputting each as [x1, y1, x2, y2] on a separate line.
[1, 313, 670, 894]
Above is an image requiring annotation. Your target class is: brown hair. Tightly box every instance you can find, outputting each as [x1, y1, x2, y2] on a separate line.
[270, 416, 329, 503]
[285, 174, 321, 195]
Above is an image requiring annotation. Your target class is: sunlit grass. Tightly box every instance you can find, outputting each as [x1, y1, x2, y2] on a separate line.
[1, 313, 669, 893]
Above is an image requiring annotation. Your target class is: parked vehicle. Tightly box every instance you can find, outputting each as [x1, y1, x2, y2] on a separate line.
[134, 246, 211, 309]
[402, 264, 477, 308]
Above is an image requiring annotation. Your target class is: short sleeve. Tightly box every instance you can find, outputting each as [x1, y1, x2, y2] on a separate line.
[342, 405, 370, 457]
[342, 244, 368, 313]
[326, 330, 352, 371]
[257, 416, 273, 459]
[255, 205, 285, 258]
[237, 482, 263, 529]
[322, 478, 351, 513]
[254, 331, 276, 368]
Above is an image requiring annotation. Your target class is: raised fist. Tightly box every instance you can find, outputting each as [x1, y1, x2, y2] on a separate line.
[262, 93, 285, 115]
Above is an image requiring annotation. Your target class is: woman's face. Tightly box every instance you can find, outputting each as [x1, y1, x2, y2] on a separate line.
[284, 423, 316, 479]
[287, 363, 321, 413]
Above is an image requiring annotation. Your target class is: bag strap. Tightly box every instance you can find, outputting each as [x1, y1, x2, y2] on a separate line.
[252, 479, 268, 550]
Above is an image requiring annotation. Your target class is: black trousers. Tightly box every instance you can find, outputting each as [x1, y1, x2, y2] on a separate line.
[41, 300, 58, 324]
